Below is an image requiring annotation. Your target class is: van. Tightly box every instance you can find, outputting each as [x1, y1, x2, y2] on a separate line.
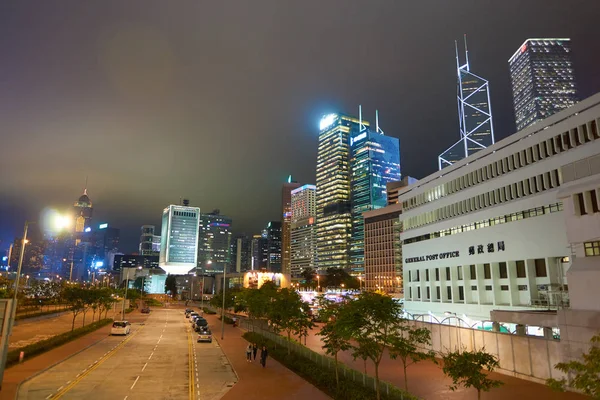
[111, 321, 131, 336]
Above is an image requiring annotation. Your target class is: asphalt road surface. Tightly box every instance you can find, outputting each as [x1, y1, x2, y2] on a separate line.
[18, 308, 236, 400]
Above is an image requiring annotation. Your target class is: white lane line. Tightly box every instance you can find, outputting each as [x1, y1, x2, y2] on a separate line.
[160, 334, 163, 339]
[148, 352, 154, 360]
[124, 397, 128, 400]
[130, 376, 140, 390]
[67, 380, 71, 384]
[142, 362, 148, 372]
[45, 394, 53, 399]
[57, 386, 64, 391]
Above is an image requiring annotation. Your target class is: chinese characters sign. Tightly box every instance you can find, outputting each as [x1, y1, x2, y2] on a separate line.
[469, 241, 505, 255]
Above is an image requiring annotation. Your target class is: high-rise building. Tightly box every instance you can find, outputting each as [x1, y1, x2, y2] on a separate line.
[350, 121, 401, 273]
[439, 37, 494, 170]
[159, 204, 200, 275]
[509, 38, 578, 132]
[265, 221, 282, 272]
[316, 113, 365, 270]
[197, 210, 232, 274]
[290, 184, 317, 276]
[90, 223, 120, 273]
[139, 225, 161, 256]
[73, 188, 93, 235]
[387, 176, 418, 205]
[251, 233, 268, 270]
[231, 234, 251, 273]
[281, 176, 302, 275]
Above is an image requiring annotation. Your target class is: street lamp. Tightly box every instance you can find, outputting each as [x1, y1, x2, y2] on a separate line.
[121, 268, 133, 319]
[201, 261, 211, 309]
[358, 276, 362, 291]
[316, 275, 320, 292]
[221, 264, 226, 340]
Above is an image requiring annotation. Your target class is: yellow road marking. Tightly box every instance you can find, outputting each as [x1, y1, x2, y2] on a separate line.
[188, 326, 195, 400]
[52, 326, 143, 399]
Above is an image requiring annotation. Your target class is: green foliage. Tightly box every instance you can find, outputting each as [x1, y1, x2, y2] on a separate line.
[242, 331, 417, 400]
[547, 334, 600, 398]
[6, 318, 113, 367]
[268, 288, 312, 354]
[442, 349, 503, 399]
[164, 275, 178, 298]
[317, 300, 352, 389]
[202, 307, 217, 315]
[389, 325, 436, 390]
[218, 315, 234, 324]
[300, 268, 316, 286]
[322, 267, 359, 289]
[143, 297, 163, 307]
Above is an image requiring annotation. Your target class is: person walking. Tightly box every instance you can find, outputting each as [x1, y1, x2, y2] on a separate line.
[252, 343, 258, 361]
[246, 344, 253, 362]
[260, 345, 268, 368]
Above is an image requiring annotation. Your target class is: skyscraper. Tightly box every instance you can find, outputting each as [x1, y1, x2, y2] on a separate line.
[350, 118, 401, 273]
[439, 37, 494, 170]
[139, 225, 161, 256]
[197, 209, 232, 274]
[230, 233, 251, 273]
[159, 204, 200, 275]
[316, 113, 365, 270]
[251, 233, 268, 270]
[290, 184, 317, 277]
[73, 188, 93, 235]
[265, 221, 282, 273]
[281, 176, 302, 275]
[509, 38, 578, 131]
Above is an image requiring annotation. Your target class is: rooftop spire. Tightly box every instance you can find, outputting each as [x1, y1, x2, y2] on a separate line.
[83, 176, 88, 195]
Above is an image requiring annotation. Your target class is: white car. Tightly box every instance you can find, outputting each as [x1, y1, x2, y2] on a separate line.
[111, 321, 131, 336]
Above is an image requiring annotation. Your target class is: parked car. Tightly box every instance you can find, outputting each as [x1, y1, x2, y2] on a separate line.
[141, 307, 150, 314]
[111, 321, 131, 336]
[185, 309, 193, 317]
[197, 329, 212, 343]
[189, 313, 199, 322]
[194, 319, 208, 332]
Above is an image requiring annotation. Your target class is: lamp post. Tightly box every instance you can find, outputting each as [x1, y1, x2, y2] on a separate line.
[221, 265, 226, 340]
[316, 275, 320, 292]
[138, 266, 144, 303]
[121, 268, 132, 320]
[202, 260, 211, 310]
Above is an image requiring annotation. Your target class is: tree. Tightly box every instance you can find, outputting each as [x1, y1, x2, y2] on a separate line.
[300, 268, 316, 286]
[165, 275, 178, 298]
[547, 334, 600, 398]
[268, 288, 311, 354]
[62, 286, 86, 331]
[442, 349, 503, 400]
[389, 324, 436, 390]
[336, 291, 403, 400]
[317, 298, 351, 390]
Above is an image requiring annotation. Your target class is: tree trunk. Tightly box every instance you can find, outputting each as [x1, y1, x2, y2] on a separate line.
[71, 312, 77, 331]
[334, 352, 339, 390]
[403, 362, 408, 390]
[82, 311, 87, 327]
[477, 389, 481, 400]
[287, 330, 291, 355]
[374, 362, 381, 400]
[364, 358, 367, 374]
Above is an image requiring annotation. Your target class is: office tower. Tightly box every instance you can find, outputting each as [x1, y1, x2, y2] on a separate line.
[265, 221, 282, 272]
[113, 254, 160, 271]
[349, 116, 401, 273]
[231, 233, 251, 273]
[290, 184, 317, 277]
[73, 187, 93, 235]
[281, 176, 302, 275]
[439, 37, 494, 170]
[386, 176, 418, 205]
[509, 38, 578, 131]
[159, 204, 200, 275]
[9, 236, 46, 275]
[197, 209, 232, 274]
[251, 233, 268, 270]
[316, 113, 365, 270]
[91, 223, 120, 272]
[140, 225, 161, 256]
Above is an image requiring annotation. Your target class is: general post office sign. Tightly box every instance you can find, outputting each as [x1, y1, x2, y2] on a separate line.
[405, 251, 460, 264]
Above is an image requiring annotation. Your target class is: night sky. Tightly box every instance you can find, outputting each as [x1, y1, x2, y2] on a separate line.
[1, 1, 599, 252]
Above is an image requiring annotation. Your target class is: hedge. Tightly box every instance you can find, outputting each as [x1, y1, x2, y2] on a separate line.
[15, 309, 66, 321]
[6, 318, 114, 367]
[217, 315, 235, 324]
[243, 332, 418, 400]
[202, 307, 217, 315]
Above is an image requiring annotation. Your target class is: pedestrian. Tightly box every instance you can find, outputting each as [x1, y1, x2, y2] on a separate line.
[246, 344, 253, 362]
[252, 343, 258, 360]
[260, 345, 268, 368]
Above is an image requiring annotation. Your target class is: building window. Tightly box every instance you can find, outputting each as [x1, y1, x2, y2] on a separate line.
[500, 285, 509, 291]
[417, 287, 421, 299]
[457, 266, 463, 280]
[408, 271, 412, 283]
[415, 270, 420, 282]
[485, 285, 492, 291]
[426, 269, 430, 282]
[516, 260, 526, 278]
[584, 241, 600, 257]
[576, 193, 587, 215]
[518, 285, 528, 291]
[446, 267, 451, 280]
[535, 259, 547, 277]
[499, 262, 508, 279]
[435, 268, 440, 281]
[447, 286, 452, 300]
[469, 264, 476, 279]
[426, 287, 430, 300]
[471, 285, 477, 290]
[436, 286, 441, 299]
[409, 287, 412, 299]
[458, 286, 464, 301]
[484, 264, 491, 279]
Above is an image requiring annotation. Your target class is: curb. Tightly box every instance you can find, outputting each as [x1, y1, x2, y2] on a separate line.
[13, 325, 112, 400]
[213, 335, 240, 384]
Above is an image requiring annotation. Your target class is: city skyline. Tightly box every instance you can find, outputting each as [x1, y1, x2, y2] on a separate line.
[1, 1, 600, 252]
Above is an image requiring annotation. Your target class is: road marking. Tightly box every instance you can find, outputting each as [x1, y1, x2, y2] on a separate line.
[124, 396, 128, 400]
[51, 327, 143, 399]
[130, 376, 140, 390]
[46, 395, 53, 399]
[142, 362, 148, 372]
[148, 352, 153, 360]
[188, 326, 195, 400]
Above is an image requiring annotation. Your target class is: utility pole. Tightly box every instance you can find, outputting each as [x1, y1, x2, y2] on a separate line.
[221, 267, 226, 340]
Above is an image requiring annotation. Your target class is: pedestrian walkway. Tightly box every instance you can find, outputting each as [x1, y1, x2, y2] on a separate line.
[0, 310, 147, 400]
[203, 314, 330, 400]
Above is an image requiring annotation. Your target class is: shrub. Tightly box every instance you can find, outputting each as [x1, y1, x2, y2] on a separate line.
[7, 319, 113, 367]
[15, 309, 66, 321]
[202, 307, 217, 315]
[143, 298, 163, 307]
[242, 332, 417, 400]
[217, 315, 234, 324]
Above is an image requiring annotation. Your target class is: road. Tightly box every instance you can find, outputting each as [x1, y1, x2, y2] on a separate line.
[18, 308, 236, 400]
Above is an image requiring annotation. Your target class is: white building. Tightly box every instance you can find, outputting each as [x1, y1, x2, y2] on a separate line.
[398, 92, 600, 324]
[159, 205, 200, 275]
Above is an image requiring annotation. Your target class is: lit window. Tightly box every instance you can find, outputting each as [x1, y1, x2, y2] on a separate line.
[584, 241, 600, 257]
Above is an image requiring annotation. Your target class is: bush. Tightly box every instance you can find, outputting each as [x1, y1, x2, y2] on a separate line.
[202, 307, 217, 315]
[217, 315, 234, 324]
[242, 332, 417, 400]
[6, 319, 113, 367]
[143, 298, 163, 307]
[15, 308, 66, 321]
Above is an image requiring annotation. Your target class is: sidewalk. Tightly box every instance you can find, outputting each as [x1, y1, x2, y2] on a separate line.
[203, 314, 330, 400]
[0, 310, 146, 400]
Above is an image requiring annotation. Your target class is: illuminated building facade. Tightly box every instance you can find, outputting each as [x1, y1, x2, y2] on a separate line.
[231, 234, 251, 273]
[316, 113, 365, 270]
[73, 188, 93, 235]
[139, 225, 161, 256]
[387, 176, 418, 205]
[439, 37, 495, 170]
[198, 210, 232, 274]
[509, 38, 578, 132]
[251, 233, 268, 270]
[159, 204, 200, 275]
[350, 124, 401, 273]
[281, 176, 302, 275]
[265, 221, 282, 273]
[290, 184, 317, 276]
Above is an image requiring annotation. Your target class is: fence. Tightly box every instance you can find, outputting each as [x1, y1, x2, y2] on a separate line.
[239, 318, 411, 399]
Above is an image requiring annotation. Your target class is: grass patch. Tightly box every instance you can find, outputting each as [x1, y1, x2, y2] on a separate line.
[243, 331, 418, 400]
[7, 319, 114, 367]
[143, 298, 163, 307]
[15, 309, 66, 321]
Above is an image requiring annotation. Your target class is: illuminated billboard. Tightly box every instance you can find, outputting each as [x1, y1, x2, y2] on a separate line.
[243, 271, 290, 289]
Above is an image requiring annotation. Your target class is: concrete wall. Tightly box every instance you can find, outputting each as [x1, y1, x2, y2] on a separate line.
[412, 320, 566, 384]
